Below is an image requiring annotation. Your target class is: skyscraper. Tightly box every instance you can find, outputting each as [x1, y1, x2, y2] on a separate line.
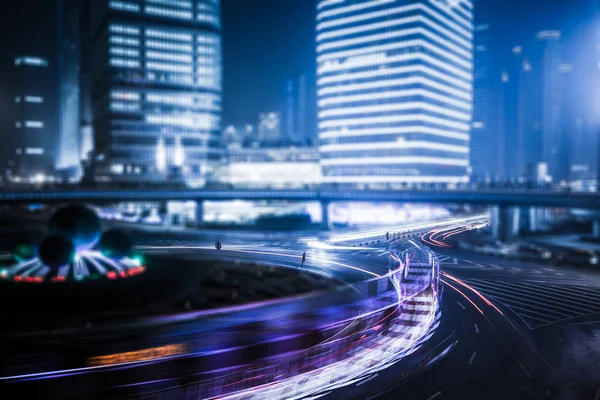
[534, 30, 564, 181]
[89, 0, 222, 186]
[471, 20, 491, 182]
[282, 73, 308, 144]
[57, 0, 81, 176]
[10, 56, 55, 182]
[498, 45, 534, 181]
[316, 0, 473, 186]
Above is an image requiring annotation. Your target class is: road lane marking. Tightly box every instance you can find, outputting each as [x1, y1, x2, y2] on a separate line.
[355, 373, 379, 386]
[474, 323, 479, 334]
[468, 352, 477, 364]
[377, 252, 389, 257]
[427, 391, 443, 400]
[456, 301, 466, 310]
[469, 279, 600, 311]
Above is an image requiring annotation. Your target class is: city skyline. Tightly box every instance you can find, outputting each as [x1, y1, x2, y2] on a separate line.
[0, 0, 597, 187]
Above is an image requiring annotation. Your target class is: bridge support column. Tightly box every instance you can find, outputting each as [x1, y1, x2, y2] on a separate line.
[159, 201, 168, 226]
[195, 200, 204, 228]
[491, 205, 520, 242]
[593, 220, 600, 238]
[321, 201, 331, 231]
[521, 207, 541, 233]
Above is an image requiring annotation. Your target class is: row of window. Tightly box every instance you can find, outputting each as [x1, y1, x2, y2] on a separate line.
[109, 1, 220, 25]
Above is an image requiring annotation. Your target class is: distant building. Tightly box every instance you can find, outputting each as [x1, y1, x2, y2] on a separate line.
[282, 73, 308, 143]
[57, 0, 81, 177]
[471, 21, 492, 182]
[79, 0, 94, 163]
[89, 0, 222, 187]
[258, 112, 281, 143]
[498, 44, 534, 181]
[10, 56, 55, 182]
[534, 30, 565, 181]
[316, 0, 473, 186]
[210, 145, 321, 189]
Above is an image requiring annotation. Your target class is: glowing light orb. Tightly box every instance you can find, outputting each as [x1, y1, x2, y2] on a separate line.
[48, 204, 102, 250]
[38, 234, 75, 270]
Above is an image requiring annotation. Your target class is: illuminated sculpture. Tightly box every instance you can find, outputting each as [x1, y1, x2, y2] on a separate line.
[1, 205, 145, 283]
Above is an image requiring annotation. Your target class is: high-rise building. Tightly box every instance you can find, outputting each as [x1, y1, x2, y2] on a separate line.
[534, 30, 564, 181]
[10, 56, 55, 182]
[498, 45, 534, 181]
[57, 0, 81, 177]
[282, 73, 308, 143]
[258, 112, 282, 143]
[471, 20, 491, 182]
[79, 0, 95, 162]
[89, 0, 222, 186]
[316, 0, 473, 186]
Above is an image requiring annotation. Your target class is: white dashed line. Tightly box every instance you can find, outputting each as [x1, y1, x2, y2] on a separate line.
[427, 390, 443, 400]
[468, 352, 477, 364]
[355, 373, 379, 386]
[456, 302, 466, 310]
[474, 323, 479, 334]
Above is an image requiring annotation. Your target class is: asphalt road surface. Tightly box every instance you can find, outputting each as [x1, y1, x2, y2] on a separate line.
[134, 227, 600, 399]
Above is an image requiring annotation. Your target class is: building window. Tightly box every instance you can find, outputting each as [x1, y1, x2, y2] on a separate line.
[109, 1, 141, 12]
[25, 121, 44, 129]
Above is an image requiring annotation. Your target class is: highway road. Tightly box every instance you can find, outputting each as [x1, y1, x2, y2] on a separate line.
[3, 215, 600, 399]
[131, 223, 600, 399]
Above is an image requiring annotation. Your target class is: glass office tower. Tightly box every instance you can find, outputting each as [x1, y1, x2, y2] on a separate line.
[317, 0, 473, 187]
[12, 56, 55, 182]
[90, 0, 222, 186]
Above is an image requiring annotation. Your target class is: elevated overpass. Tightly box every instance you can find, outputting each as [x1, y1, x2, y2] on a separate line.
[0, 188, 599, 209]
[1, 188, 598, 239]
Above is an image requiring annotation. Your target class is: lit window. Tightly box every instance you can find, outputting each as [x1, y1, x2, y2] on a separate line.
[109, 1, 140, 12]
[110, 164, 125, 175]
[110, 36, 140, 46]
[145, 40, 193, 52]
[146, 0, 192, 8]
[25, 148, 44, 155]
[110, 102, 141, 112]
[109, 24, 140, 35]
[146, 61, 192, 73]
[145, 29, 192, 42]
[111, 91, 140, 101]
[146, 51, 192, 63]
[110, 58, 141, 69]
[25, 121, 44, 128]
[110, 47, 140, 57]
[14, 56, 48, 67]
[144, 6, 193, 20]
[25, 96, 43, 103]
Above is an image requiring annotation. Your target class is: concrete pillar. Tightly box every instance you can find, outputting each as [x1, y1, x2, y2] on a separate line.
[593, 220, 600, 238]
[196, 200, 204, 227]
[491, 205, 520, 242]
[521, 207, 540, 233]
[321, 201, 331, 230]
[159, 201, 168, 226]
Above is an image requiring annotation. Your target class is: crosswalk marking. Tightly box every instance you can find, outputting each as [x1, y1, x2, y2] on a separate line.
[466, 278, 600, 329]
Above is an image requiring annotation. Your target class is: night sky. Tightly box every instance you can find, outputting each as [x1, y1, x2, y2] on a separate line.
[221, 0, 317, 126]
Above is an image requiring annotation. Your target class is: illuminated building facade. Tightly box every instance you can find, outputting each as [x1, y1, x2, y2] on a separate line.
[316, 0, 473, 186]
[11, 56, 55, 182]
[90, 0, 222, 186]
[57, 0, 82, 176]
